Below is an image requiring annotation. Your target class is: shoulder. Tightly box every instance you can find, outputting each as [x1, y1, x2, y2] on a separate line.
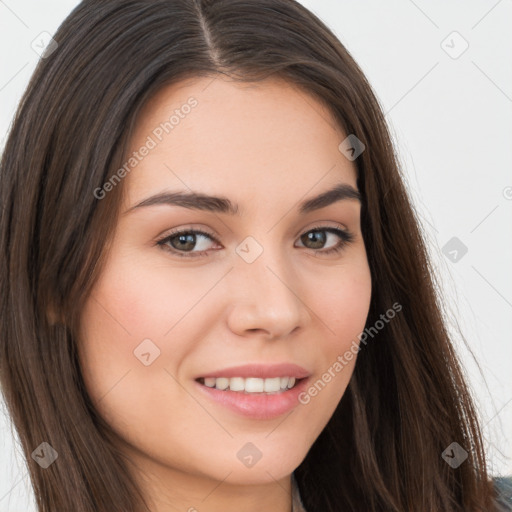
[290, 475, 512, 511]
[493, 476, 512, 511]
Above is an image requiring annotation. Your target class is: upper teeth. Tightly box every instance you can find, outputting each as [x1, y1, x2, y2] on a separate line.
[202, 376, 297, 393]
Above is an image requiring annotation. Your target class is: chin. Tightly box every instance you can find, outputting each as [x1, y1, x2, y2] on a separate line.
[201, 445, 307, 485]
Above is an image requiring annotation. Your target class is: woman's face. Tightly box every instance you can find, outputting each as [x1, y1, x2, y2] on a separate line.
[79, 75, 371, 500]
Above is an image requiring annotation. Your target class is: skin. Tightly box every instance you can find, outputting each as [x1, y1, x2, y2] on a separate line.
[78, 75, 372, 512]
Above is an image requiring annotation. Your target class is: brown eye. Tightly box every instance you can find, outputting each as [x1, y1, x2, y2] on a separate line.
[297, 226, 354, 255]
[156, 229, 218, 258]
[301, 230, 327, 249]
[169, 232, 199, 252]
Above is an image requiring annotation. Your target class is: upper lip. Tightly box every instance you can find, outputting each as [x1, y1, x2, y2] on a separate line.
[196, 363, 311, 380]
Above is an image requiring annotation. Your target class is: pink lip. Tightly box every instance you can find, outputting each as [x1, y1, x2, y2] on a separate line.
[196, 363, 311, 379]
[194, 376, 311, 420]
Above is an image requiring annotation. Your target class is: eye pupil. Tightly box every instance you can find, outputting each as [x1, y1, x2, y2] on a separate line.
[172, 233, 196, 251]
[303, 230, 326, 249]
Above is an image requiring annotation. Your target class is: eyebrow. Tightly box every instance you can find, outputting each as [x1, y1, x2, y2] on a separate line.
[123, 182, 361, 216]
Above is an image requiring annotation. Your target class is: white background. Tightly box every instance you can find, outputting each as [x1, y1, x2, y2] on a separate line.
[1, 1, 511, 510]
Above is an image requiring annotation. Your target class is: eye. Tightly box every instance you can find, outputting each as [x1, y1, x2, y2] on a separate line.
[156, 224, 355, 258]
[156, 228, 219, 258]
[295, 224, 355, 255]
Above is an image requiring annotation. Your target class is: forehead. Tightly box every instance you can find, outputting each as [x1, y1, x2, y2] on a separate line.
[122, 75, 357, 211]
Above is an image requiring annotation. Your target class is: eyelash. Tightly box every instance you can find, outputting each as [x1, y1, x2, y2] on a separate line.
[155, 224, 355, 259]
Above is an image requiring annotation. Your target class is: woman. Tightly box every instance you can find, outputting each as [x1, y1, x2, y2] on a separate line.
[0, 0, 510, 510]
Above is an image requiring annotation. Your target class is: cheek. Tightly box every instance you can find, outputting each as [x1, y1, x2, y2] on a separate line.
[312, 253, 372, 348]
[76, 249, 219, 412]
[77, 278, 198, 451]
[320, 279, 371, 335]
[79, 249, 204, 360]
[302, 254, 372, 405]
[76, 254, 164, 411]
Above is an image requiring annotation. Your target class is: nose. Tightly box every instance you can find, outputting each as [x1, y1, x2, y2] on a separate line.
[225, 246, 311, 340]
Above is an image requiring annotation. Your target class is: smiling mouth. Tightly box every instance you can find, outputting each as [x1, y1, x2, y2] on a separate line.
[196, 376, 304, 394]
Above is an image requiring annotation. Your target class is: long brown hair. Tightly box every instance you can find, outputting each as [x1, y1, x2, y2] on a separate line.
[0, 0, 500, 510]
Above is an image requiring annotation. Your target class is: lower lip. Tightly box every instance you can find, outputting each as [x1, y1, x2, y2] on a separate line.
[194, 378, 310, 420]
